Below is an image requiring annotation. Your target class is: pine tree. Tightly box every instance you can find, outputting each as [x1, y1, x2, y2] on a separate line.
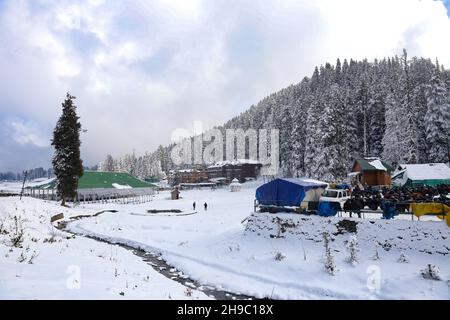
[346, 235, 359, 266]
[399, 49, 420, 164]
[51, 93, 84, 206]
[382, 93, 402, 165]
[322, 84, 347, 180]
[424, 68, 450, 163]
[322, 232, 337, 275]
[103, 154, 115, 172]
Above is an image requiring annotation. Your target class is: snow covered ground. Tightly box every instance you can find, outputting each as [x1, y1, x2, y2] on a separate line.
[0, 178, 54, 193]
[1, 180, 449, 299]
[0, 197, 208, 299]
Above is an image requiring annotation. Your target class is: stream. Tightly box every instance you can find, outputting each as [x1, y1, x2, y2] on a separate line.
[56, 210, 255, 300]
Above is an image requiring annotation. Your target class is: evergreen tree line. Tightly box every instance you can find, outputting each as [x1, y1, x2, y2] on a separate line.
[102, 51, 450, 181]
[0, 168, 54, 181]
[99, 146, 173, 180]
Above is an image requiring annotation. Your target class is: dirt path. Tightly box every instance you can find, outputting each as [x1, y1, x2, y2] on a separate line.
[57, 211, 255, 300]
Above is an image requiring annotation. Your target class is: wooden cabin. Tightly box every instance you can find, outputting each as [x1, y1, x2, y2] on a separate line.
[207, 160, 262, 183]
[169, 169, 209, 186]
[350, 158, 393, 187]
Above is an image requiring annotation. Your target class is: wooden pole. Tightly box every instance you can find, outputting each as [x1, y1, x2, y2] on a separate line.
[19, 171, 28, 200]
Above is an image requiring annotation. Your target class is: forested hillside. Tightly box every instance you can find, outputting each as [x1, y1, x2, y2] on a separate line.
[102, 51, 450, 181]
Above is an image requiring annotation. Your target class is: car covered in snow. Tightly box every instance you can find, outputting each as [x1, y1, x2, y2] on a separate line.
[319, 188, 350, 208]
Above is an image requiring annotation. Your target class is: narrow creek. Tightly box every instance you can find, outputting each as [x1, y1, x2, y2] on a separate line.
[56, 210, 255, 300]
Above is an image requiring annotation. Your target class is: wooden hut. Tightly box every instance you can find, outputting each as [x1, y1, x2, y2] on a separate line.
[171, 187, 180, 200]
[349, 158, 393, 187]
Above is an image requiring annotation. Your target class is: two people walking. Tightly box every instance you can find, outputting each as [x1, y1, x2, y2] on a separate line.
[193, 201, 207, 211]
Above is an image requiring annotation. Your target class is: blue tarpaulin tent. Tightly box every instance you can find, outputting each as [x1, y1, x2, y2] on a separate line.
[255, 178, 328, 207]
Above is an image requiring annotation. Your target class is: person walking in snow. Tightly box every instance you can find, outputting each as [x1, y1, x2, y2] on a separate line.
[204, 202, 208, 211]
[193, 201, 196, 211]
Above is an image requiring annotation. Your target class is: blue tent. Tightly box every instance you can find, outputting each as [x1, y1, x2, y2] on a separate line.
[255, 178, 328, 207]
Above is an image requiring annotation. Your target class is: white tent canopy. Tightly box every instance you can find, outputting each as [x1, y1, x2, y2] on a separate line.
[230, 178, 242, 192]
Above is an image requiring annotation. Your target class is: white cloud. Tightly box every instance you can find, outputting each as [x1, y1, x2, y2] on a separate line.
[0, 0, 449, 169]
[8, 119, 49, 148]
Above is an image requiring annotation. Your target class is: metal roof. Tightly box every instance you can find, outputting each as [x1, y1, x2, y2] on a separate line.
[354, 158, 394, 172]
[27, 171, 156, 190]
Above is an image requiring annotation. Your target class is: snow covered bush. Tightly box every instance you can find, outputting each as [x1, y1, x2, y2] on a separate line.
[397, 252, 409, 263]
[28, 251, 39, 264]
[0, 218, 5, 235]
[346, 235, 359, 265]
[372, 243, 381, 261]
[228, 243, 240, 252]
[421, 264, 441, 281]
[323, 232, 337, 275]
[184, 287, 193, 297]
[273, 250, 285, 261]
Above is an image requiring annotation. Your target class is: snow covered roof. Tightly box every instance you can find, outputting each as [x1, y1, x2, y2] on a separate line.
[354, 158, 393, 172]
[112, 183, 132, 189]
[397, 163, 450, 181]
[208, 159, 261, 168]
[209, 177, 227, 183]
[230, 178, 241, 186]
[282, 178, 328, 188]
[368, 159, 387, 171]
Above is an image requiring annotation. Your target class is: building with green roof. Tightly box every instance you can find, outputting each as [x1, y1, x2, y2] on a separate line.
[25, 171, 156, 202]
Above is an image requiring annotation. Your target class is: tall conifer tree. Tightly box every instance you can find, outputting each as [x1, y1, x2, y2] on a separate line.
[51, 93, 84, 206]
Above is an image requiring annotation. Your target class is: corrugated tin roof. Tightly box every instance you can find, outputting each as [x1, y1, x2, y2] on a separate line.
[27, 171, 155, 190]
[397, 163, 450, 181]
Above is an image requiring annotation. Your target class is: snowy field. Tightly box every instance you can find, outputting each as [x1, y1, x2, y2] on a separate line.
[1, 180, 449, 299]
[0, 178, 54, 194]
[0, 196, 208, 299]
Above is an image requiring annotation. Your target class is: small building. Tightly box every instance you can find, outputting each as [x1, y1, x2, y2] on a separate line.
[255, 178, 328, 208]
[392, 163, 450, 187]
[171, 187, 180, 200]
[349, 158, 393, 187]
[24, 171, 156, 202]
[168, 168, 209, 186]
[229, 178, 241, 192]
[207, 159, 262, 183]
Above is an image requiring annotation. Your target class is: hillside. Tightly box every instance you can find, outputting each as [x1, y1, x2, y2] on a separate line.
[102, 51, 450, 181]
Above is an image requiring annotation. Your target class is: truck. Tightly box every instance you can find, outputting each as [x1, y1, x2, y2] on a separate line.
[319, 188, 351, 209]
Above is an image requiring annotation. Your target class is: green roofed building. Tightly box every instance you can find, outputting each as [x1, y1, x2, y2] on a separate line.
[392, 163, 450, 187]
[25, 171, 156, 202]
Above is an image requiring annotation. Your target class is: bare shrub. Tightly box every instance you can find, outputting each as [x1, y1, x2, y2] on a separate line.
[273, 250, 285, 261]
[421, 264, 441, 281]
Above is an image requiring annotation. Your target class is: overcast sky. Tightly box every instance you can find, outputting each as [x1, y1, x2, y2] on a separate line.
[0, 0, 449, 172]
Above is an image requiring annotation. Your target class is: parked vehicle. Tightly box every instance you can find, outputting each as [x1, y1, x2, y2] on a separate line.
[319, 188, 351, 209]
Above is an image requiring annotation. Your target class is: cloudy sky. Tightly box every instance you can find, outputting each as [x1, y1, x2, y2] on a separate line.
[0, 0, 449, 172]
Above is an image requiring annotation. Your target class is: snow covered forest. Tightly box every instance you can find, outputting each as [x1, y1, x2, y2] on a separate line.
[101, 51, 450, 181]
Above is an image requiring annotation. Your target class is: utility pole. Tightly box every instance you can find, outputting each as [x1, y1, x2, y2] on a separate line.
[19, 170, 27, 200]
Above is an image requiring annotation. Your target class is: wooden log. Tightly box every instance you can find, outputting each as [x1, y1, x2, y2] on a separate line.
[50, 213, 64, 223]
